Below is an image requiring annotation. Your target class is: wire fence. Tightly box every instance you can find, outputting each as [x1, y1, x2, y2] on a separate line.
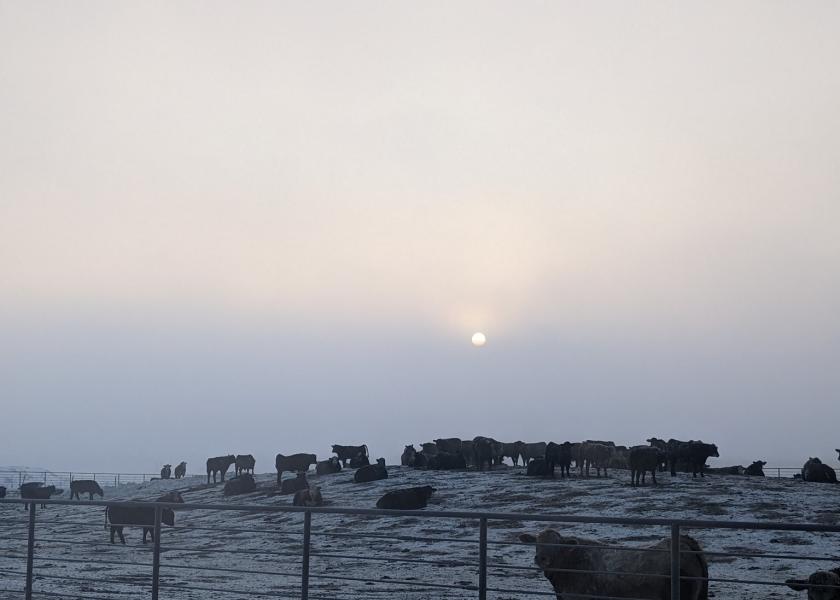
[0, 471, 191, 491]
[1, 496, 839, 599]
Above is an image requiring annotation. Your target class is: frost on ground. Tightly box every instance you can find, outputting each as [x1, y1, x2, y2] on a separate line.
[1, 466, 839, 599]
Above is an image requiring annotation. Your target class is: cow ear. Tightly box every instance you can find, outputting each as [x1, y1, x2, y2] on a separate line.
[519, 533, 537, 544]
[785, 579, 808, 591]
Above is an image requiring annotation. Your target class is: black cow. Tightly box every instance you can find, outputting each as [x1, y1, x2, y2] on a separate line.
[434, 438, 462, 454]
[420, 442, 439, 456]
[293, 486, 323, 507]
[666, 440, 719, 477]
[502, 441, 525, 466]
[354, 458, 388, 483]
[316, 457, 342, 475]
[472, 436, 495, 470]
[545, 442, 573, 478]
[275, 453, 317, 484]
[0, 486, 6, 498]
[70, 480, 104, 500]
[413, 452, 429, 469]
[428, 452, 466, 470]
[629, 445, 665, 486]
[376, 486, 435, 510]
[646, 438, 669, 471]
[280, 472, 309, 495]
[224, 474, 257, 496]
[332, 444, 368, 467]
[160, 464, 171, 479]
[106, 493, 183, 544]
[461, 440, 475, 468]
[206, 455, 236, 484]
[235, 454, 256, 476]
[401, 445, 417, 466]
[20, 483, 62, 509]
[786, 566, 840, 598]
[745, 461, 766, 476]
[174, 462, 187, 479]
[349, 455, 370, 468]
[526, 458, 550, 477]
[802, 458, 838, 483]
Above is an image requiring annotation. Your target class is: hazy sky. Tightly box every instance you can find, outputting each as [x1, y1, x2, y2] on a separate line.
[1, 2, 839, 473]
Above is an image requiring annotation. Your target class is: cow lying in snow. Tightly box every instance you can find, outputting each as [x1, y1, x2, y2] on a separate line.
[376, 486, 435, 510]
[70, 480, 104, 500]
[316, 457, 342, 475]
[106, 492, 184, 544]
[224, 474, 257, 496]
[354, 458, 388, 483]
[293, 486, 323, 507]
[787, 566, 840, 599]
[802, 458, 838, 484]
[520, 529, 709, 600]
[280, 472, 309, 495]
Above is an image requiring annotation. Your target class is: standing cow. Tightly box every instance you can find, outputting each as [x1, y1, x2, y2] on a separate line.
[206, 455, 236, 484]
[401, 445, 417, 467]
[472, 436, 495, 471]
[235, 454, 255, 476]
[331, 444, 369, 467]
[521, 442, 547, 466]
[70, 480, 104, 500]
[174, 462, 187, 479]
[275, 453, 317, 484]
[502, 441, 525, 466]
[629, 446, 665, 486]
[545, 442, 573, 478]
[666, 440, 720, 477]
[160, 465, 172, 479]
[106, 492, 183, 544]
[434, 438, 463, 454]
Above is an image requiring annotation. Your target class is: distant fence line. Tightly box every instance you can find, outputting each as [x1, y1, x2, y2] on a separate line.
[0, 466, 804, 492]
[0, 471, 186, 490]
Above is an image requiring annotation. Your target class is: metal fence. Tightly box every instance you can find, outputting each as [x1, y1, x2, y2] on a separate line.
[1, 497, 839, 600]
[0, 471, 182, 491]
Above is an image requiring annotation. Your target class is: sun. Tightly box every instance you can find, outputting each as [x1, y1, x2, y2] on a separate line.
[471, 332, 486, 347]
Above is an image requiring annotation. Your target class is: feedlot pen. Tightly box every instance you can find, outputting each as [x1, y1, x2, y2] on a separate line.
[2, 492, 840, 600]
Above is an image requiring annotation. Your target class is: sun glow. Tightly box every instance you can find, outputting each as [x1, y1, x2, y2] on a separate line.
[471, 332, 487, 347]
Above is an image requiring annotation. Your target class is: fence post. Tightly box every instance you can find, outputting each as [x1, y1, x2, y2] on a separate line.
[301, 510, 312, 600]
[42, 472, 46, 484]
[478, 517, 487, 600]
[777, 468, 781, 479]
[670, 522, 680, 600]
[25, 503, 36, 600]
[152, 505, 162, 600]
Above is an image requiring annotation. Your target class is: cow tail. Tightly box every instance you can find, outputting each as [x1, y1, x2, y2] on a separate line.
[104, 506, 109, 530]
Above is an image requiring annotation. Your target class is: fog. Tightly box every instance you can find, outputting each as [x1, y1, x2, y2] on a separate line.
[1, 2, 839, 473]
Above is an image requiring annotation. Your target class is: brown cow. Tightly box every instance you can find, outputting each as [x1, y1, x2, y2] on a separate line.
[520, 529, 709, 599]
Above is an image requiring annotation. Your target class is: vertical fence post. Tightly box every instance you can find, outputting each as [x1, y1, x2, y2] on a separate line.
[777, 468, 781, 479]
[25, 503, 36, 600]
[152, 505, 162, 600]
[478, 517, 487, 600]
[301, 510, 312, 600]
[42, 472, 46, 484]
[670, 523, 681, 600]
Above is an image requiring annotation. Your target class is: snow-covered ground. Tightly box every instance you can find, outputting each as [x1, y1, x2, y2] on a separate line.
[1, 465, 839, 599]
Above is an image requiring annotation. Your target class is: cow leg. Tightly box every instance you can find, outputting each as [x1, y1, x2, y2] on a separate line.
[110, 527, 116, 544]
[651, 470, 657, 485]
[207, 473, 211, 485]
[670, 459, 677, 477]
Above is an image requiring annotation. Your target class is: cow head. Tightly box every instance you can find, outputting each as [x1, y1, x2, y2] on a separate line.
[707, 444, 720, 458]
[93, 482, 104, 497]
[376, 458, 386, 466]
[418, 485, 435, 500]
[331, 445, 340, 454]
[786, 569, 840, 599]
[519, 529, 582, 572]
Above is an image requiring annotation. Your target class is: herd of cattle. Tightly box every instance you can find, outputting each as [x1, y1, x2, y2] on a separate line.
[3, 442, 840, 599]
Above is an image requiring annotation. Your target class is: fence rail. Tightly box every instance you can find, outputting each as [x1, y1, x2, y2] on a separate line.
[2, 497, 840, 600]
[0, 471, 186, 490]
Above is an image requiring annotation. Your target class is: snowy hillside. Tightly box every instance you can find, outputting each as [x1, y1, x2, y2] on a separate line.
[1, 465, 839, 599]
